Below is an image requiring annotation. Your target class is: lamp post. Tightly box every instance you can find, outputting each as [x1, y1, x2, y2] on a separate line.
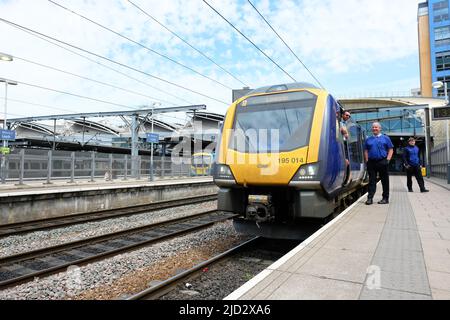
[0, 79, 18, 184]
[432, 81, 450, 184]
[0, 53, 16, 184]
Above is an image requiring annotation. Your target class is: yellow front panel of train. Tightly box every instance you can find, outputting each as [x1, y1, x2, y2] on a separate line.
[227, 148, 308, 186]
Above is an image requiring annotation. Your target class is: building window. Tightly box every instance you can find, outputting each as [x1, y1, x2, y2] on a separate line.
[436, 51, 450, 71]
[436, 76, 450, 97]
[435, 26, 450, 46]
[433, 1, 449, 22]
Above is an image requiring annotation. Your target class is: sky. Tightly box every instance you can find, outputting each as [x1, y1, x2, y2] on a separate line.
[0, 0, 424, 123]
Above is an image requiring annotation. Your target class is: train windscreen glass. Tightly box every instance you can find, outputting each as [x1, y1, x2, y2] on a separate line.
[193, 155, 212, 167]
[230, 91, 317, 153]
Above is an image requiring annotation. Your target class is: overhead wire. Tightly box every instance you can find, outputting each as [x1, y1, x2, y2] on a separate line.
[126, 0, 249, 88]
[48, 0, 233, 91]
[13, 55, 180, 106]
[16, 80, 138, 110]
[2, 96, 77, 114]
[0, 17, 230, 105]
[14, 27, 193, 105]
[202, 0, 297, 83]
[246, 0, 325, 89]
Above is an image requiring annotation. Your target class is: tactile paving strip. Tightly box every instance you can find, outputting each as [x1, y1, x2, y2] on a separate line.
[359, 179, 432, 299]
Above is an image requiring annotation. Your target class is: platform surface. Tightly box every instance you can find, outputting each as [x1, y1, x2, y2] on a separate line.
[0, 176, 212, 197]
[226, 176, 450, 300]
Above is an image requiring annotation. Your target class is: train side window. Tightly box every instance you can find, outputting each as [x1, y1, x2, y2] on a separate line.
[8, 163, 17, 170]
[336, 118, 341, 141]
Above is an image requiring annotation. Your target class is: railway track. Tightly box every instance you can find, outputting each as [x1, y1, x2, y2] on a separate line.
[126, 237, 260, 300]
[0, 210, 236, 289]
[0, 194, 217, 237]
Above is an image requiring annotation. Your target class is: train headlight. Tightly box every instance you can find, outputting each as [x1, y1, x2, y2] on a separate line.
[293, 163, 320, 181]
[213, 164, 235, 180]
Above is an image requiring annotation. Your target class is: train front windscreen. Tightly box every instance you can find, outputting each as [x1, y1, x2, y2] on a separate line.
[229, 91, 317, 153]
[192, 155, 212, 167]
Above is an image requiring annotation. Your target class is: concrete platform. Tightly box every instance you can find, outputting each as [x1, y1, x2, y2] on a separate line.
[0, 177, 214, 225]
[226, 176, 450, 300]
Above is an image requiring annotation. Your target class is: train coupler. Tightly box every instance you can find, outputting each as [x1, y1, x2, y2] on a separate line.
[246, 195, 275, 223]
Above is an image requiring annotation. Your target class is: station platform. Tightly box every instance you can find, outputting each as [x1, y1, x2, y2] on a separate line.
[0, 176, 212, 197]
[226, 176, 450, 300]
[0, 177, 214, 225]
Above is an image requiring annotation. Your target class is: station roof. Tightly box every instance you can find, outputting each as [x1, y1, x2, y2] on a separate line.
[338, 97, 447, 111]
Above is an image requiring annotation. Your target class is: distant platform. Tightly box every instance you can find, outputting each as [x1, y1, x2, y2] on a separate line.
[226, 176, 450, 300]
[0, 177, 214, 225]
[0, 176, 212, 197]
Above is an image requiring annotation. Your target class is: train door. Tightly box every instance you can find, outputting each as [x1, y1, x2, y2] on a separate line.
[337, 107, 352, 186]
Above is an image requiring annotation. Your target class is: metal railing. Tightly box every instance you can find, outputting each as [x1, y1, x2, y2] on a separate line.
[430, 142, 449, 180]
[0, 149, 210, 185]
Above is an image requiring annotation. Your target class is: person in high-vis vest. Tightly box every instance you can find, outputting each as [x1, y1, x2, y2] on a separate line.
[403, 137, 429, 193]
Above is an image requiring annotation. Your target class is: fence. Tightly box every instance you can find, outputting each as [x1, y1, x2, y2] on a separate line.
[430, 142, 449, 180]
[0, 149, 208, 185]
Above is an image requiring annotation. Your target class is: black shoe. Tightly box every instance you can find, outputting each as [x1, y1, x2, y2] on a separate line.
[378, 199, 389, 205]
[365, 199, 373, 205]
[421, 189, 430, 193]
[408, 189, 413, 192]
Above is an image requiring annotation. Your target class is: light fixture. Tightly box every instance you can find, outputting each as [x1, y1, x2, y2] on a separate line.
[0, 53, 13, 62]
[432, 81, 444, 89]
[0, 79, 18, 86]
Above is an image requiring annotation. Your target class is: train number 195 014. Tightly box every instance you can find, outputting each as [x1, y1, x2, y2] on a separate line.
[278, 157, 304, 164]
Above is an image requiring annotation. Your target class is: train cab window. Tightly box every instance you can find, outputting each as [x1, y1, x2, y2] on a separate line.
[230, 91, 317, 153]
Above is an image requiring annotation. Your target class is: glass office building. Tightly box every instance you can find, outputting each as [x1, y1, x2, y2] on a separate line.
[419, 0, 450, 97]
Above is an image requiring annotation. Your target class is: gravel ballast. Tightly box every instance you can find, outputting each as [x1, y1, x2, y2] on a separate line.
[0, 201, 217, 258]
[0, 220, 249, 300]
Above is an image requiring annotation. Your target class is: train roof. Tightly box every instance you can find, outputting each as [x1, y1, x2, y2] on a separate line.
[247, 82, 320, 96]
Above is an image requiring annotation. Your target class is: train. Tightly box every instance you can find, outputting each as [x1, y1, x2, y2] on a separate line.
[191, 152, 214, 176]
[212, 82, 368, 239]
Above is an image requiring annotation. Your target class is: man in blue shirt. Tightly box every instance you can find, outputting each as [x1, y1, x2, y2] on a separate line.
[364, 122, 394, 205]
[403, 137, 429, 193]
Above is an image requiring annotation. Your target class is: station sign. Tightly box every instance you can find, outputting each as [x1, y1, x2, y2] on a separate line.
[0, 129, 16, 141]
[432, 106, 450, 121]
[146, 133, 159, 144]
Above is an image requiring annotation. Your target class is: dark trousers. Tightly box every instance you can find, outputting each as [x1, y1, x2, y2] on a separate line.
[367, 159, 390, 200]
[407, 165, 426, 191]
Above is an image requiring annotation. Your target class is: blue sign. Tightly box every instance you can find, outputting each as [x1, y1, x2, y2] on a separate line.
[147, 133, 159, 144]
[0, 130, 16, 141]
